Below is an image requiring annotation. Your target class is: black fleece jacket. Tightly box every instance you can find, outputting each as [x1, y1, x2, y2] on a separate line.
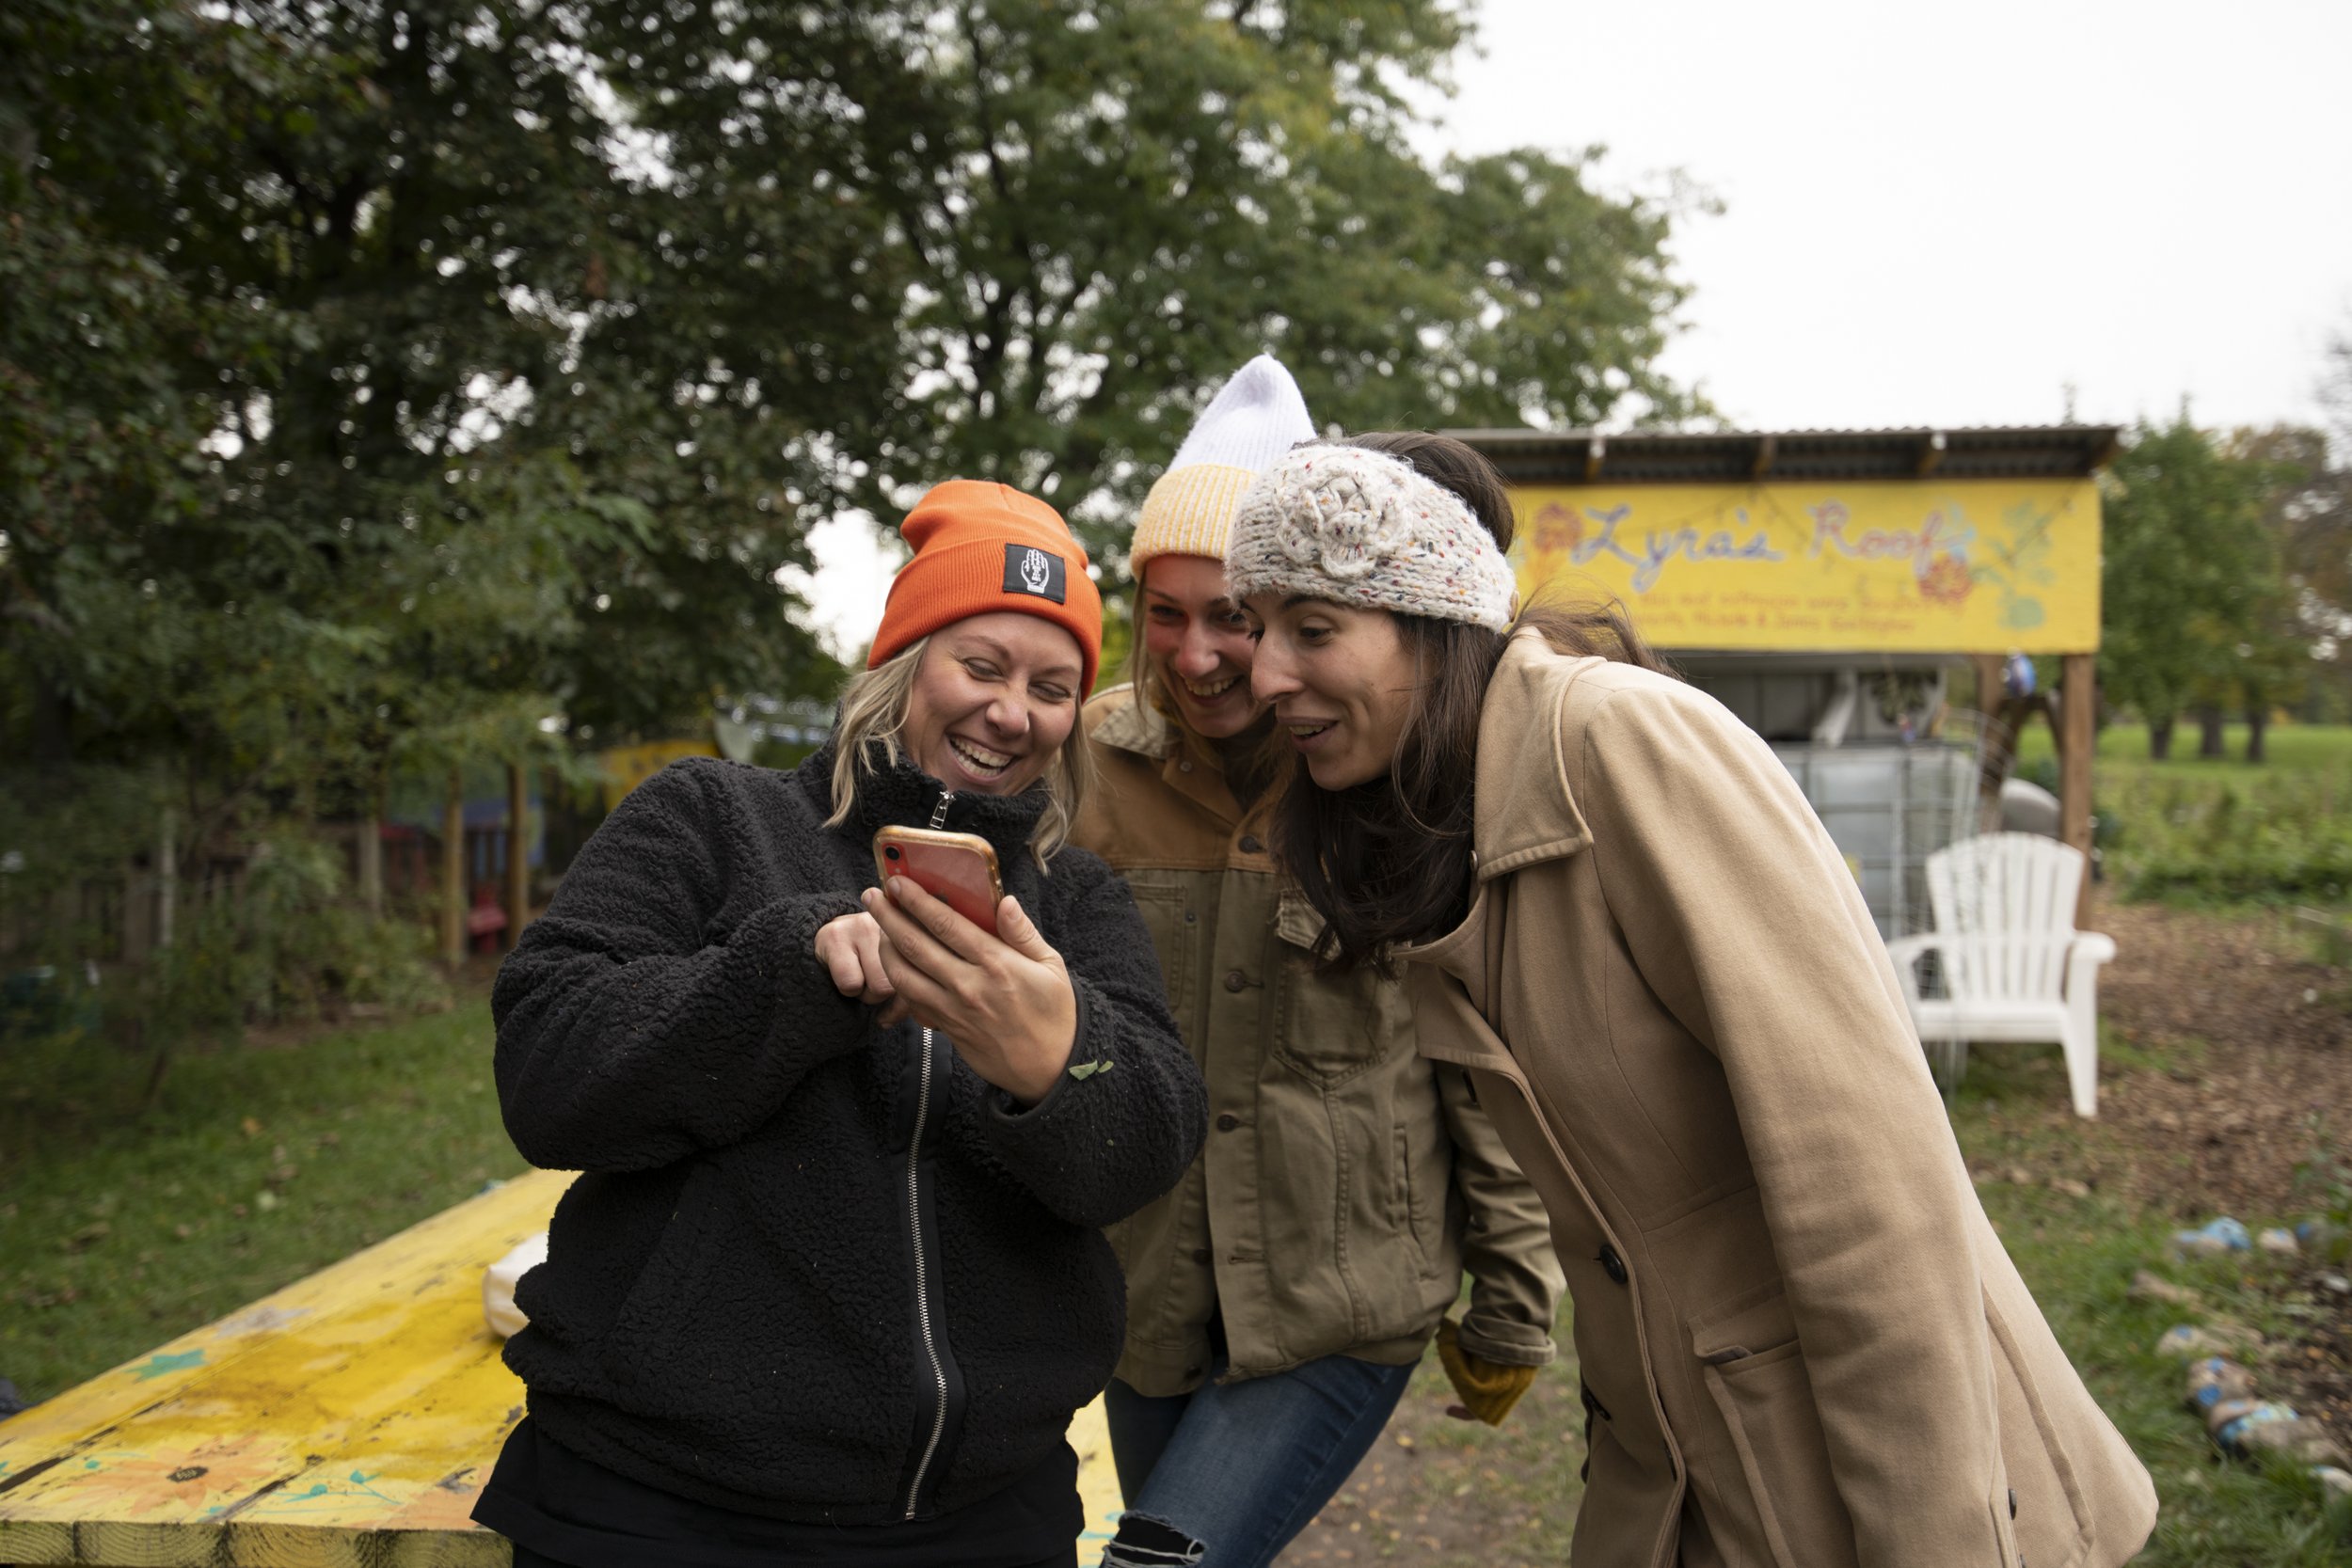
[491, 745, 1204, 1525]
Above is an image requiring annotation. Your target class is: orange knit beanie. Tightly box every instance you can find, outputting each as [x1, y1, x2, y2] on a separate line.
[868, 481, 1104, 693]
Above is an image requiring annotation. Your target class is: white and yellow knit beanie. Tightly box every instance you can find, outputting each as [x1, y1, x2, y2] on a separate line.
[1130, 355, 1316, 572]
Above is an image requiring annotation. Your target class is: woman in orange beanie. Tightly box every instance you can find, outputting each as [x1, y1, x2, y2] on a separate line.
[477, 480, 1203, 1568]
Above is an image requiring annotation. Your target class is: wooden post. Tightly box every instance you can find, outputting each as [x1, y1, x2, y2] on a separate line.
[357, 786, 384, 922]
[504, 762, 531, 950]
[121, 854, 151, 964]
[156, 806, 176, 951]
[1968, 653, 2005, 714]
[1968, 653, 2010, 817]
[2059, 654, 2096, 925]
[441, 768, 466, 964]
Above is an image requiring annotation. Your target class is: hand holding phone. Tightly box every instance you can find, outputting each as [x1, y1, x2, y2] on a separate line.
[871, 827, 1004, 935]
[860, 871, 1077, 1103]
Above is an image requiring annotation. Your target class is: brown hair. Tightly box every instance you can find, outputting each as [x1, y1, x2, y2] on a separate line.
[1270, 432, 1670, 971]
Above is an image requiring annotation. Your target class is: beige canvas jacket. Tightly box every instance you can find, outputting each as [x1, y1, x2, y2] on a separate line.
[1075, 686, 1562, 1397]
[1397, 636, 2157, 1568]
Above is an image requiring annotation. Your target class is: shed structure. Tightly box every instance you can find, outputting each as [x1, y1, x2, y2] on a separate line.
[1451, 425, 2116, 931]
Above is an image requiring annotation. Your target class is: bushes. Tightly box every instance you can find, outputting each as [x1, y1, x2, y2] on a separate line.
[2113, 773, 2352, 906]
[0, 768, 446, 1054]
[2010, 722, 2352, 910]
[134, 833, 447, 1040]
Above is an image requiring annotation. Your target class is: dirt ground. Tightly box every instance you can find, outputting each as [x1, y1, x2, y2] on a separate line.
[2087, 903, 2352, 1481]
[2091, 903, 2352, 1217]
[1278, 899, 2352, 1564]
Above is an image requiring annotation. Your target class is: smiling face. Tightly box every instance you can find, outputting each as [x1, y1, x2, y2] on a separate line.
[1139, 554, 1263, 741]
[1242, 594, 1420, 790]
[903, 611, 1086, 795]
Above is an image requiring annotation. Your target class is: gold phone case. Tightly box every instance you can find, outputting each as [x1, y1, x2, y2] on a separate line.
[871, 826, 1005, 933]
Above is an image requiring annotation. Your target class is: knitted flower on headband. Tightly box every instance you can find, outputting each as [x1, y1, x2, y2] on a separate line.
[1226, 445, 1518, 631]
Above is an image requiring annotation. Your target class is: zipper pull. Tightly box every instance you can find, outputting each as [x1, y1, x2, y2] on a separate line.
[929, 790, 954, 830]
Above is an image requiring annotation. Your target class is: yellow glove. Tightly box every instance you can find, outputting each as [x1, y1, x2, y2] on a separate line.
[1436, 1317, 1537, 1427]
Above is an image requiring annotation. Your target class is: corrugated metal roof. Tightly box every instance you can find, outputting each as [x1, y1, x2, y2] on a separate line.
[1443, 425, 2123, 485]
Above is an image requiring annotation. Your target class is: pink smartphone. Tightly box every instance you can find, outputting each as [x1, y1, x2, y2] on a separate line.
[872, 827, 1004, 935]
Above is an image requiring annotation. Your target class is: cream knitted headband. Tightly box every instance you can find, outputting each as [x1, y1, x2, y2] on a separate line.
[1225, 445, 1518, 632]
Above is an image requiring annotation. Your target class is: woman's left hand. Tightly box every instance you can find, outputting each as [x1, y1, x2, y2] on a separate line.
[1436, 1318, 1538, 1426]
[861, 878, 1078, 1103]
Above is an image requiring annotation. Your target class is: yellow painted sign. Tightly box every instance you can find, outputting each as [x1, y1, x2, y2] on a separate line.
[598, 738, 720, 812]
[1511, 479, 2101, 653]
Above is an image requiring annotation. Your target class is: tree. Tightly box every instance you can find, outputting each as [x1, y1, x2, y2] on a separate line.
[7, 0, 1703, 1045]
[3, 0, 853, 796]
[2098, 419, 2277, 759]
[2247, 327, 2352, 722]
[9, 0, 1697, 772]
[583, 0, 1701, 566]
[2233, 424, 2341, 752]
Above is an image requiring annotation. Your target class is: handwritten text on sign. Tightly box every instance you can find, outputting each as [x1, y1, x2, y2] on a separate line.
[1509, 479, 2101, 654]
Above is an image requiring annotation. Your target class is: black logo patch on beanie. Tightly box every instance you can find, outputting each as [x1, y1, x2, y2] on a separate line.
[1002, 544, 1067, 604]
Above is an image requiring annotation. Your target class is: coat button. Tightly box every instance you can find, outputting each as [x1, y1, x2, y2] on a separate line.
[1238, 834, 1263, 853]
[1216, 1113, 1240, 1132]
[1184, 1364, 1202, 1378]
[1223, 970, 1247, 992]
[2009, 1487, 2018, 1519]
[1193, 1247, 1212, 1264]
[1597, 1243, 1628, 1285]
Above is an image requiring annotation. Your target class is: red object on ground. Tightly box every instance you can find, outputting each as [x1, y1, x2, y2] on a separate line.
[468, 882, 509, 952]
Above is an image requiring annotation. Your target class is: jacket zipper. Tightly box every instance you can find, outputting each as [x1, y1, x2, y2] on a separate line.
[897, 784, 962, 1519]
[902, 1025, 948, 1517]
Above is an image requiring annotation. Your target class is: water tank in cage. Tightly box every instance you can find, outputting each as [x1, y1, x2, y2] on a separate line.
[1771, 718, 1995, 937]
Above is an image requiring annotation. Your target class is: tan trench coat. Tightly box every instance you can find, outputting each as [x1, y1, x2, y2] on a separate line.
[1075, 687, 1562, 1397]
[1398, 636, 2156, 1568]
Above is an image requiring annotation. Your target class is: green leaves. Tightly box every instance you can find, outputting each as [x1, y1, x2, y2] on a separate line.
[6, 0, 1695, 792]
[2100, 419, 2301, 735]
[596, 0, 1698, 573]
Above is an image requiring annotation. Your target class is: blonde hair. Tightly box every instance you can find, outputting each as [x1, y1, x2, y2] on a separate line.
[826, 636, 1093, 865]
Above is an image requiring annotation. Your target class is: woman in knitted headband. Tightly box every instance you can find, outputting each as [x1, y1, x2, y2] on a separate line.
[478, 480, 1205, 1568]
[1228, 435, 2156, 1568]
[1073, 369, 1562, 1568]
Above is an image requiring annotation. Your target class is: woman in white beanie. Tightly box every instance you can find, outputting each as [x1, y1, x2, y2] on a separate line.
[1227, 432, 2158, 1568]
[1073, 364, 1564, 1568]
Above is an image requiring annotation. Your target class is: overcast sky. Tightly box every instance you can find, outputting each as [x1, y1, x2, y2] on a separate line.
[798, 0, 2352, 651]
[1426, 0, 2352, 436]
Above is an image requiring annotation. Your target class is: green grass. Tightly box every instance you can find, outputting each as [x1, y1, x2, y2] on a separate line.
[2016, 720, 2352, 783]
[0, 1001, 523, 1404]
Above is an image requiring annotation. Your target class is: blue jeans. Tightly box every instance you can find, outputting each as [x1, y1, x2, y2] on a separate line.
[1098, 1354, 1416, 1568]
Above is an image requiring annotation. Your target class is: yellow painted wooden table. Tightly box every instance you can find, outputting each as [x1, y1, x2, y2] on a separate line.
[0, 1168, 1125, 1566]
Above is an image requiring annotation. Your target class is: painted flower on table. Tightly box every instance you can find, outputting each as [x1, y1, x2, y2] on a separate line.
[89, 1433, 284, 1518]
[1916, 553, 1974, 606]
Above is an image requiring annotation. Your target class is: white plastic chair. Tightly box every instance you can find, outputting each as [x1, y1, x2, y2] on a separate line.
[1884, 832, 2116, 1117]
